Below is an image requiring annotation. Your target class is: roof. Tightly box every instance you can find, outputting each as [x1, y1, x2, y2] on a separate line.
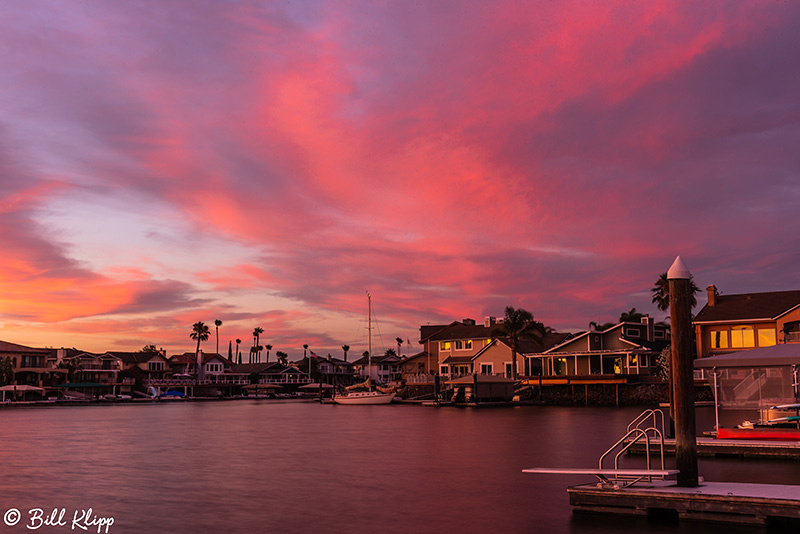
[694, 289, 800, 323]
[113, 351, 168, 364]
[425, 322, 495, 342]
[231, 362, 289, 374]
[0, 340, 49, 354]
[694, 344, 800, 368]
[442, 355, 475, 364]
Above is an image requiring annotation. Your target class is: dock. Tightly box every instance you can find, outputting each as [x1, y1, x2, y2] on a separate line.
[627, 436, 800, 460]
[568, 480, 800, 525]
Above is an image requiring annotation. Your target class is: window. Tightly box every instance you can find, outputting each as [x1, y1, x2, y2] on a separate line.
[148, 361, 165, 371]
[625, 328, 641, 338]
[654, 330, 665, 339]
[758, 329, 777, 347]
[505, 363, 513, 377]
[485, 339, 493, 346]
[730, 326, 755, 348]
[710, 330, 728, 349]
[454, 340, 463, 350]
[206, 363, 223, 373]
[629, 355, 638, 366]
[440, 365, 449, 375]
[440, 341, 451, 351]
[465, 340, 473, 350]
[480, 363, 493, 375]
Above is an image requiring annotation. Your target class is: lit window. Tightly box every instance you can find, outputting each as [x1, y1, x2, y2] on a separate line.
[485, 339, 492, 346]
[758, 329, 777, 347]
[710, 330, 728, 349]
[465, 340, 473, 349]
[730, 326, 755, 348]
[630, 355, 638, 366]
[440, 342, 451, 351]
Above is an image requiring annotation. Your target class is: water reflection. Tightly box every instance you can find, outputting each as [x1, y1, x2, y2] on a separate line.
[0, 402, 791, 533]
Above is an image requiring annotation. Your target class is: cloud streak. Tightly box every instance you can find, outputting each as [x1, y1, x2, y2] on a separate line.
[1, 0, 800, 355]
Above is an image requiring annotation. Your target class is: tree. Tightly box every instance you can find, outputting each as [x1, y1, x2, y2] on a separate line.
[396, 337, 403, 357]
[57, 357, 83, 383]
[235, 338, 241, 364]
[141, 344, 159, 353]
[619, 307, 643, 323]
[276, 351, 288, 365]
[252, 327, 264, 363]
[0, 357, 14, 386]
[494, 306, 545, 380]
[214, 319, 223, 354]
[190, 321, 211, 363]
[384, 348, 397, 357]
[341, 344, 350, 362]
[651, 272, 700, 311]
[265, 344, 272, 363]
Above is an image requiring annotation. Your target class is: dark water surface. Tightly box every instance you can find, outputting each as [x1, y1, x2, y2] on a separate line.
[0, 402, 795, 533]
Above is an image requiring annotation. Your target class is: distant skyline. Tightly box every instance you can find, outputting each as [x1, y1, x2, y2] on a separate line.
[2, 1, 799, 357]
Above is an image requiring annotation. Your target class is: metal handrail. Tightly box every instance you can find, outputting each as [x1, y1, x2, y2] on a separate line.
[599, 428, 651, 474]
[627, 408, 665, 435]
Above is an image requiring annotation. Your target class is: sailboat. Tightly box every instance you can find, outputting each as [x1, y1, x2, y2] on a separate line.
[333, 292, 395, 405]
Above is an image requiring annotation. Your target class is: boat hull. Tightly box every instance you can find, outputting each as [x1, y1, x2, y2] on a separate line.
[332, 391, 394, 405]
[717, 427, 800, 441]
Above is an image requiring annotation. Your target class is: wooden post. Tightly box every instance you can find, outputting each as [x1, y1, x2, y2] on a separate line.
[668, 256, 698, 487]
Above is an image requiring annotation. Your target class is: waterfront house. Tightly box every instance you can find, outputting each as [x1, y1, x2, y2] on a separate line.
[534, 316, 668, 378]
[419, 317, 571, 379]
[397, 351, 436, 378]
[350, 352, 401, 384]
[0, 340, 63, 387]
[693, 285, 800, 360]
[113, 351, 171, 382]
[231, 362, 311, 387]
[55, 349, 122, 385]
[315, 355, 355, 385]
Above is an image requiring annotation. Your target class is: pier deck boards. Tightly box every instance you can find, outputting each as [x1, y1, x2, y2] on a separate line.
[568, 480, 800, 525]
[627, 436, 800, 459]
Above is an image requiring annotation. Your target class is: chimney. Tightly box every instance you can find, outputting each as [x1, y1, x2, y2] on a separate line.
[707, 285, 718, 307]
[641, 315, 655, 341]
[484, 316, 496, 328]
[462, 318, 476, 326]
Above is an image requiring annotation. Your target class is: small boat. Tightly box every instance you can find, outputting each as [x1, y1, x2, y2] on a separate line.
[333, 292, 396, 406]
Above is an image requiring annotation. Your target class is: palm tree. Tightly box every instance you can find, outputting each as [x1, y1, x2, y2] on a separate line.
[651, 272, 700, 311]
[190, 321, 211, 368]
[384, 348, 397, 357]
[57, 357, 83, 383]
[252, 327, 264, 363]
[494, 306, 545, 380]
[276, 351, 288, 365]
[235, 338, 241, 364]
[341, 344, 350, 362]
[619, 307, 643, 323]
[214, 319, 223, 354]
[265, 344, 273, 363]
[396, 337, 403, 357]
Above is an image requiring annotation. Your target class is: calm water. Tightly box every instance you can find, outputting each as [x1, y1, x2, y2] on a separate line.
[0, 402, 795, 533]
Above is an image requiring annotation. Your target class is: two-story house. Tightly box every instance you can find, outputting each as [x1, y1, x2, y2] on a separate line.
[351, 352, 401, 384]
[0, 340, 63, 387]
[693, 285, 800, 359]
[535, 316, 669, 377]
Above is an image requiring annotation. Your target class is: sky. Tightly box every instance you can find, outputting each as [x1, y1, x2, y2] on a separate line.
[1, 0, 799, 359]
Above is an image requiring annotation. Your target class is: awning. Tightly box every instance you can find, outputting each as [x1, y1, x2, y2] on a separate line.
[299, 382, 333, 389]
[694, 344, 800, 369]
[0, 385, 45, 392]
[52, 382, 109, 388]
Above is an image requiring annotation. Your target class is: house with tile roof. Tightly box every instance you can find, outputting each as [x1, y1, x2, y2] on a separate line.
[693, 285, 800, 359]
[534, 316, 669, 377]
[0, 340, 64, 387]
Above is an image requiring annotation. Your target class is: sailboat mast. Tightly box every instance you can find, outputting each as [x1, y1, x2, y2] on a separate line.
[367, 291, 372, 389]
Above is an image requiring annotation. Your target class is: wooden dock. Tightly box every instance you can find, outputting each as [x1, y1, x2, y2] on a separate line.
[627, 436, 800, 459]
[568, 480, 800, 525]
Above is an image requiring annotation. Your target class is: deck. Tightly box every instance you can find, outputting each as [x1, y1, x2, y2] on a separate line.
[568, 480, 800, 525]
[626, 436, 800, 459]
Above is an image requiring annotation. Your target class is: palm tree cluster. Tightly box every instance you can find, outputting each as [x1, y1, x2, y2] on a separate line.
[651, 272, 700, 311]
[494, 306, 546, 381]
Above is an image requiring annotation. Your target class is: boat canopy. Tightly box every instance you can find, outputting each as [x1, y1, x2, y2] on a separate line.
[695, 344, 800, 369]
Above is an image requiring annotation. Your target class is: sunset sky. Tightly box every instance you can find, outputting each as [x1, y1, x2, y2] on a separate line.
[1, 1, 799, 358]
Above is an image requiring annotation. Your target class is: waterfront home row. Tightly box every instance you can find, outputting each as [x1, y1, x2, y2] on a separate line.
[398, 285, 800, 385]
